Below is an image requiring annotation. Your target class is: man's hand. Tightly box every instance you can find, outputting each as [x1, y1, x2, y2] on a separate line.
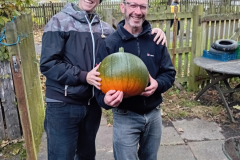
[141, 74, 158, 97]
[151, 28, 167, 46]
[86, 64, 101, 89]
[104, 90, 123, 107]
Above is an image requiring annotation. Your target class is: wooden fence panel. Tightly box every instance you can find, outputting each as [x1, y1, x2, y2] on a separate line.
[0, 59, 21, 140]
[5, 14, 45, 159]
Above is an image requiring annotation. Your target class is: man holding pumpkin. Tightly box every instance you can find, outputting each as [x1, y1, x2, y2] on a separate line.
[40, 0, 167, 159]
[95, 0, 176, 159]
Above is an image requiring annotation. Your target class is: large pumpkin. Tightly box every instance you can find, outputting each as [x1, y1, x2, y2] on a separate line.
[99, 48, 149, 97]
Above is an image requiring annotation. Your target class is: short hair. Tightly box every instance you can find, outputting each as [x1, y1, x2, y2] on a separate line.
[123, 0, 149, 3]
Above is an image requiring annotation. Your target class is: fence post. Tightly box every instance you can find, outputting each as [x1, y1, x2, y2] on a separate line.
[103, 8, 113, 27]
[189, 5, 204, 91]
[5, 17, 36, 160]
[43, 4, 47, 26]
[51, 1, 55, 17]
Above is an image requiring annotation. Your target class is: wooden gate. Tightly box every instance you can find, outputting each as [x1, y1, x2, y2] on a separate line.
[0, 14, 45, 160]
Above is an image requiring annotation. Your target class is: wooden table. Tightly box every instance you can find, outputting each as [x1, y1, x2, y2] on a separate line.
[194, 57, 240, 122]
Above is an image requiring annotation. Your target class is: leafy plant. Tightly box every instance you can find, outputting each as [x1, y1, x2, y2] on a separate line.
[0, 0, 35, 60]
[0, 45, 9, 61]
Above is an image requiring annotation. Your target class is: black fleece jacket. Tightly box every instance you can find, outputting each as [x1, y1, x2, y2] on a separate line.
[95, 20, 176, 114]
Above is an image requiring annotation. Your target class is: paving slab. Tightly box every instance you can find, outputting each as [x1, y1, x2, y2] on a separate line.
[38, 132, 47, 160]
[161, 126, 185, 145]
[96, 150, 114, 160]
[96, 116, 113, 159]
[172, 118, 225, 141]
[158, 145, 195, 160]
[100, 115, 108, 126]
[188, 140, 228, 160]
[35, 43, 42, 54]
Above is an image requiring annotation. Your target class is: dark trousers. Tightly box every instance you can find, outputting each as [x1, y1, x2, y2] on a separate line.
[170, 19, 180, 35]
[44, 101, 102, 160]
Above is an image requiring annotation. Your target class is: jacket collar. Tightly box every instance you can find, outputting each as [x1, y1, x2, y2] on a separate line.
[117, 20, 152, 40]
[61, 3, 100, 24]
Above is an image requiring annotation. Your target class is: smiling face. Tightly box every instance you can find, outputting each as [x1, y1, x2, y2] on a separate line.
[120, 0, 148, 31]
[78, 0, 100, 13]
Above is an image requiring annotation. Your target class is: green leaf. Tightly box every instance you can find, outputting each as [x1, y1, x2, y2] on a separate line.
[4, 74, 9, 79]
[0, 18, 4, 26]
[13, 9, 21, 16]
[4, 52, 8, 59]
[0, 16, 10, 23]
[233, 105, 240, 110]
[1, 46, 5, 52]
[0, 56, 3, 61]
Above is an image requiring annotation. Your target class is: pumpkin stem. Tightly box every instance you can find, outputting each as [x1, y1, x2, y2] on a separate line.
[119, 47, 124, 52]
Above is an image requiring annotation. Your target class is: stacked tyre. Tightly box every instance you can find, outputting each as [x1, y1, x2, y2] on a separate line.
[209, 39, 238, 54]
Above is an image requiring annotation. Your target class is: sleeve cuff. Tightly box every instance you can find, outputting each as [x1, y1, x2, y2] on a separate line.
[79, 71, 88, 83]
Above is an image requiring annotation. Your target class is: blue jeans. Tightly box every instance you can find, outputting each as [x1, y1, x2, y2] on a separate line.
[112, 107, 162, 160]
[44, 102, 102, 160]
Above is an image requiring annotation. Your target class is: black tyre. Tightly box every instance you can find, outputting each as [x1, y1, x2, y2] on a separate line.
[209, 46, 235, 54]
[211, 39, 238, 51]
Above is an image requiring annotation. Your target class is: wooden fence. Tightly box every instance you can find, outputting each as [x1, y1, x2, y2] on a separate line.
[27, 0, 236, 29]
[0, 47, 21, 140]
[103, 4, 240, 90]
[0, 14, 45, 160]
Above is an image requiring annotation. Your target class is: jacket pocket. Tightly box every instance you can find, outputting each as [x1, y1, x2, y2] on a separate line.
[66, 84, 92, 99]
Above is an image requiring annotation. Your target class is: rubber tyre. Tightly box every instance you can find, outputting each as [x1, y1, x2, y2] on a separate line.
[209, 46, 235, 54]
[211, 39, 238, 51]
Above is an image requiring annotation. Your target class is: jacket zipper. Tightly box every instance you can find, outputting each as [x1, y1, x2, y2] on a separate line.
[85, 15, 97, 105]
[143, 97, 146, 105]
[136, 37, 141, 57]
[65, 85, 69, 96]
[136, 37, 145, 105]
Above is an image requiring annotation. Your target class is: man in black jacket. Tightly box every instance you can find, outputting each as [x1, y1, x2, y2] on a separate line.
[40, 0, 167, 159]
[95, 0, 176, 159]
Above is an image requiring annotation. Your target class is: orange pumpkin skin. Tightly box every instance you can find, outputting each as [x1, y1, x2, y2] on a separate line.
[98, 51, 149, 97]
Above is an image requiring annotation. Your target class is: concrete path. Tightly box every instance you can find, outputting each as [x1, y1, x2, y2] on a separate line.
[38, 117, 229, 160]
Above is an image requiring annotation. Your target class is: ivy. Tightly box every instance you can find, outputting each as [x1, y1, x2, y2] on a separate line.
[0, 0, 35, 61]
[0, 45, 9, 61]
[0, 74, 9, 79]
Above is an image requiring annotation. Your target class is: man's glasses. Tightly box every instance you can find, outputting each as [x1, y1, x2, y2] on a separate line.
[123, 1, 150, 11]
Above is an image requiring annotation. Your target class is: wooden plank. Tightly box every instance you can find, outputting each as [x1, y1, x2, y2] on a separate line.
[220, 20, 224, 39]
[166, 20, 171, 48]
[6, 15, 36, 160]
[234, 19, 239, 35]
[186, 18, 191, 46]
[0, 58, 21, 140]
[0, 53, 6, 139]
[184, 18, 191, 77]
[210, 21, 215, 46]
[179, 19, 184, 47]
[177, 18, 185, 77]
[146, 12, 193, 20]
[229, 20, 234, 37]
[175, 76, 189, 83]
[19, 14, 45, 158]
[159, 20, 164, 30]
[202, 13, 240, 22]
[205, 21, 209, 50]
[189, 5, 203, 91]
[225, 20, 229, 39]
[215, 20, 219, 41]
[168, 47, 192, 54]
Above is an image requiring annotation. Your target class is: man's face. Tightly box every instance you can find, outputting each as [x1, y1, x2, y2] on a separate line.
[79, 0, 100, 13]
[120, 0, 148, 29]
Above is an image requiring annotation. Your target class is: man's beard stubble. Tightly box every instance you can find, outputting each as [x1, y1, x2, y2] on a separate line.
[124, 9, 145, 28]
